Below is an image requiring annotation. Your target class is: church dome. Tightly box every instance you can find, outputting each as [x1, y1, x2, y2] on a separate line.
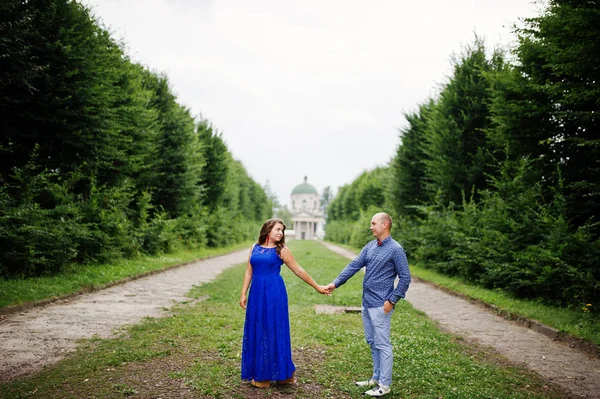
[291, 176, 318, 195]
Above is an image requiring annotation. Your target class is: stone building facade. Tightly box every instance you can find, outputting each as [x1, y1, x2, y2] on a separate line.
[290, 176, 325, 240]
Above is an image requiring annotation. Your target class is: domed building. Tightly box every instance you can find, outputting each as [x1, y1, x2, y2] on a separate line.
[290, 176, 325, 240]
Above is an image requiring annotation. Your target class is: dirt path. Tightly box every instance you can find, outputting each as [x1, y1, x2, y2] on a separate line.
[0, 249, 249, 382]
[2, 243, 599, 398]
[319, 241, 600, 399]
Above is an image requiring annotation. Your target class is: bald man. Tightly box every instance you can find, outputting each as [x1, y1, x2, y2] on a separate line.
[325, 212, 411, 397]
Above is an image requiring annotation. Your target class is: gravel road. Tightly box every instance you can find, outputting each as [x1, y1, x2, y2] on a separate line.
[0, 250, 249, 382]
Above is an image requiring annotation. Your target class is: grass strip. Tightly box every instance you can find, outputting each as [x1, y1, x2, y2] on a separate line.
[1, 240, 568, 398]
[0, 241, 253, 309]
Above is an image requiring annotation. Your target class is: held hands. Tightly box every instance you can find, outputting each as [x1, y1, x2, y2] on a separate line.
[324, 283, 336, 295]
[314, 283, 336, 296]
[316, 285, 332, 296]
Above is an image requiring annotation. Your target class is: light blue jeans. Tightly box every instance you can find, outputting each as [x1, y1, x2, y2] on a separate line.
[362, 306, 394, 386]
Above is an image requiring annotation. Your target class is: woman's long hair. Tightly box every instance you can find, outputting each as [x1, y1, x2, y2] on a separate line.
[258, 218, 286, 257]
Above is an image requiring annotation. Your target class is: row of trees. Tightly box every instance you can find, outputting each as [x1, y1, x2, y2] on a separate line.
[326, 0, 599, 308]
[0, 0, 272, 277]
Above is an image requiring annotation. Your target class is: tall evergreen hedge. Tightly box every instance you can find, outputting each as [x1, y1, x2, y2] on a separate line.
[326, 0, 600, 307]
[0, 0, 272, 277]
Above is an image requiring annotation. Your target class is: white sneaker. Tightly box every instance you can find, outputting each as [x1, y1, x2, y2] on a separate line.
[355, 378, 378, 387]
[364, 384, 390, 397]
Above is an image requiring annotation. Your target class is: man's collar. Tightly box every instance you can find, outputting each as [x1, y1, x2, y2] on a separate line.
[376, 236, 391, 246]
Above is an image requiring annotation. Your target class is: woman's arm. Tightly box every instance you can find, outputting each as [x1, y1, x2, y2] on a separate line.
[240, 246, 254, 309]
[281, 246, 327, 294]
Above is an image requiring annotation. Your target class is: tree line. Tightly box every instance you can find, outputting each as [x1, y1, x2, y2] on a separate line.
[0, 0, 272, 277]
[326, 0, 599, 308]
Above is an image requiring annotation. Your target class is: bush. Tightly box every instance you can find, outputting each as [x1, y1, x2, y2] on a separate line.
[395, 158, 600, 307]
[324, 220, 352, 244]
[0, 201, 82, 277]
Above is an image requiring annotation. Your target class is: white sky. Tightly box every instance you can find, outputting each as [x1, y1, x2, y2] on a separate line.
[82, 0, 542, 207]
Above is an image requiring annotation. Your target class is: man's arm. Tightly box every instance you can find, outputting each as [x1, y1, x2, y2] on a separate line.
[388, 247, 411, 304]
[331, 244, 369, 289]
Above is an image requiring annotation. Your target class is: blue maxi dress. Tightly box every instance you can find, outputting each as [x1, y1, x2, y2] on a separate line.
[241, 245, 296, 381]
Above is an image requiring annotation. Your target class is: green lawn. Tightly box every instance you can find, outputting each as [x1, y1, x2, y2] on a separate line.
[0, 240, 568, 398]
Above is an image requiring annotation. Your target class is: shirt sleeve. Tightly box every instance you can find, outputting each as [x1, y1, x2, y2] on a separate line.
[389, 246, 411, 303]
[333, 244, 368, 288]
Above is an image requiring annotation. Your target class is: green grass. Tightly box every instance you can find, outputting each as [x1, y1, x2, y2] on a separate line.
[0, 241, 253, 309]
[330, 241, 600, 347]
[0, 240, 568, 398]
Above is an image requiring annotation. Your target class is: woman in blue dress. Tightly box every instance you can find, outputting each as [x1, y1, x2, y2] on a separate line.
[239, 218, 328, 388]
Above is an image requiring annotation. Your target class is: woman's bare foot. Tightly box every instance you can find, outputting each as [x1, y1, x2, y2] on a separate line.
[251, 379, 271, 388]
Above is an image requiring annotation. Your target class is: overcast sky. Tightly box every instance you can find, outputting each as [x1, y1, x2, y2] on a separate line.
[82, 0, 542, 207]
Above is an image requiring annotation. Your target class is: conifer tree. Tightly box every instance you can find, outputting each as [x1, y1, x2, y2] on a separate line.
[197, 120, 229, 209]
[390, 101, 433, 217]
[143, 72, 203, 218]
[512, 0, 600, 233]
[423, 39, 500, 206]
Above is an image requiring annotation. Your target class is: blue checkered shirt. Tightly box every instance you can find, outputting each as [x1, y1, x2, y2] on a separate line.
[333, 236, 411, 308]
